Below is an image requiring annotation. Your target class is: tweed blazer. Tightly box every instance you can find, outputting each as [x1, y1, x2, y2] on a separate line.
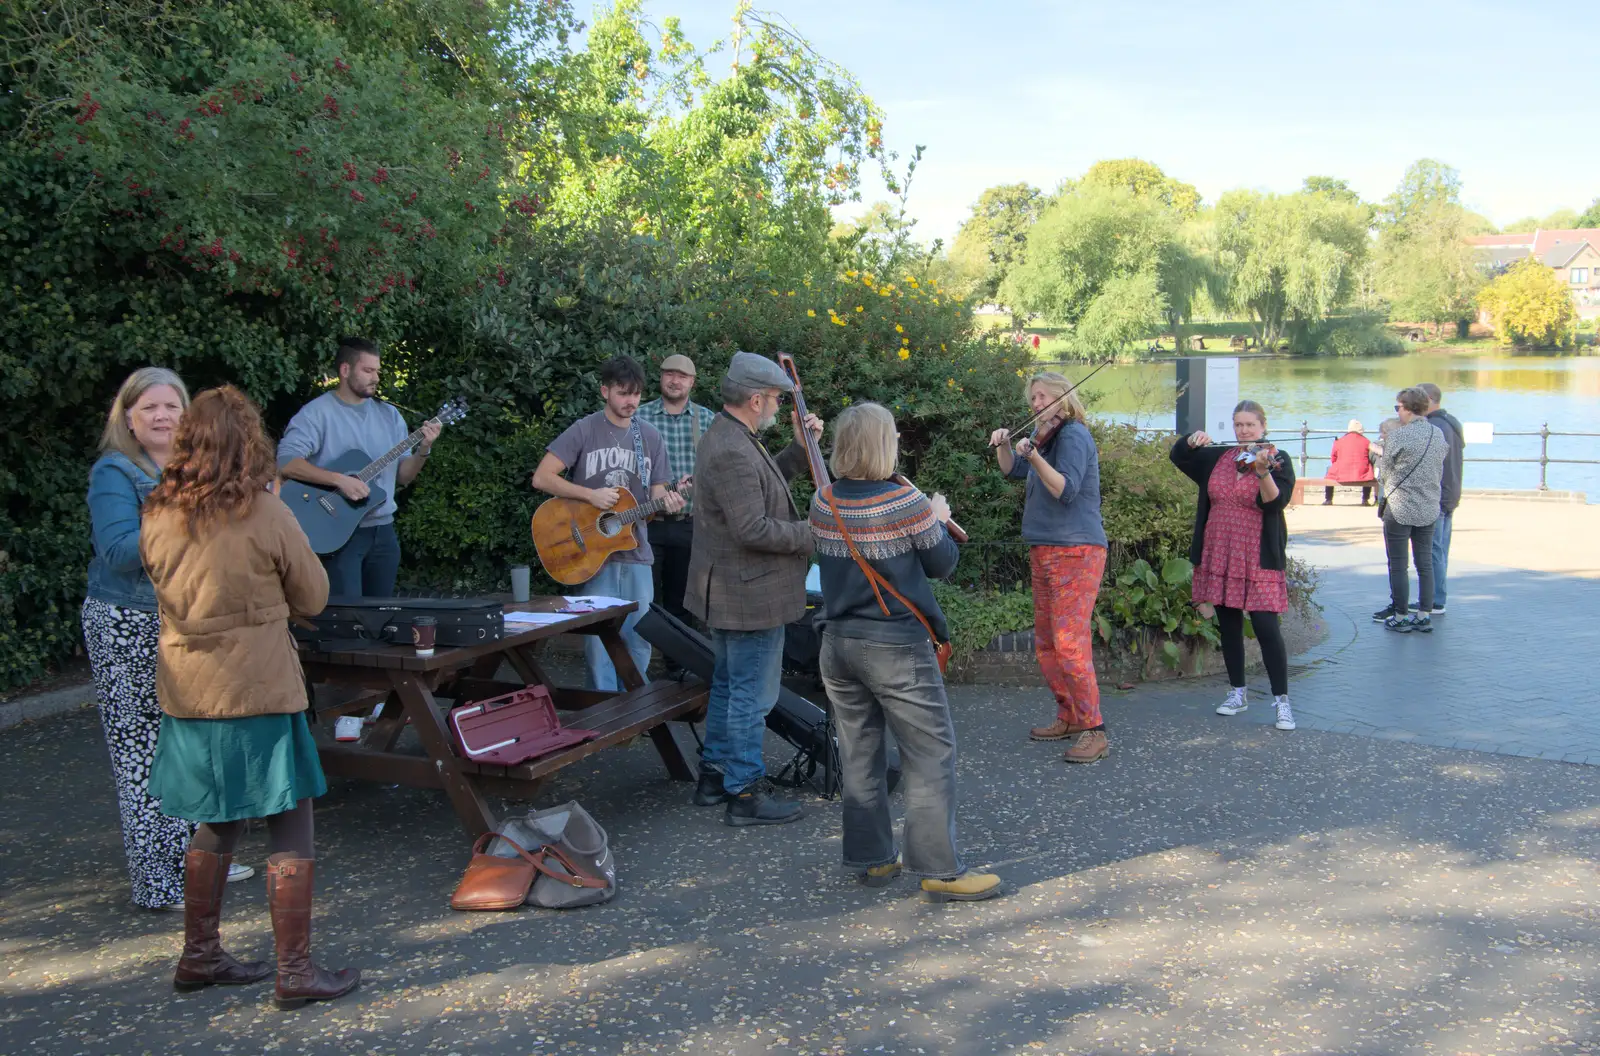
[684, 412, 814, 631]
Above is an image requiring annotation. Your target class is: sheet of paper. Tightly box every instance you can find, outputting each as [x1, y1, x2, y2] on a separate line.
[561, 595, 631, 608]
[502, 610, 571, 626]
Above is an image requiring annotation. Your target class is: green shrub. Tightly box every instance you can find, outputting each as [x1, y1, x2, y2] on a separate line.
[1295, 312, 1406, 356]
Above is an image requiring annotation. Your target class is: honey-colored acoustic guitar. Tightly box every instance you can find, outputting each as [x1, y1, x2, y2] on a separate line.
[530, 483, 692, 586]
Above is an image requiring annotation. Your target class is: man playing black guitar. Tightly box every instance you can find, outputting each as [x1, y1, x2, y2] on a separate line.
[277, 337, 440, 597]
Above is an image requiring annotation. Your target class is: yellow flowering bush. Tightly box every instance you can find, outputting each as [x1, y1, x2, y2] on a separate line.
[1477, 259, 1577, 348]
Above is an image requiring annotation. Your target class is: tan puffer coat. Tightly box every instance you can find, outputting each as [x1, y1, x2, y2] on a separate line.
[140, 495, 329, 719]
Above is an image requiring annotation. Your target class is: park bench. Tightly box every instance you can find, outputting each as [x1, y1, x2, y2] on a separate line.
[1290, 477, 1376, 506]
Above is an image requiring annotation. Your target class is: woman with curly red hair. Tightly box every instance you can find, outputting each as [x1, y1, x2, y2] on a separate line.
[141, 385, 358, 1009]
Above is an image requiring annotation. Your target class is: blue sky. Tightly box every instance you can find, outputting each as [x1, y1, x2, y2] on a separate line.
[626, 0, 1596, 243]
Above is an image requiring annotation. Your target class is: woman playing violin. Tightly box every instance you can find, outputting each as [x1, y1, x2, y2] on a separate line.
[989, 372, 1110, 763]
[1169, 400, 1297, 731]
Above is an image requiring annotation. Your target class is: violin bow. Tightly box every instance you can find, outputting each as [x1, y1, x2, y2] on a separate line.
[993, 361, 1110, 445]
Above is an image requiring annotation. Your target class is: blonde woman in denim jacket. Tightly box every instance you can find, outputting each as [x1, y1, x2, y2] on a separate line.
[82, 367, 222, 909]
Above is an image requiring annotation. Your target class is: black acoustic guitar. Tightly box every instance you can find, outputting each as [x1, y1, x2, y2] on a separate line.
[283, 397, 467, 554]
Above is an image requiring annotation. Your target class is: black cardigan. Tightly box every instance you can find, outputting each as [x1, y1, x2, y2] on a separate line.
[1169, 435, 1295, 572]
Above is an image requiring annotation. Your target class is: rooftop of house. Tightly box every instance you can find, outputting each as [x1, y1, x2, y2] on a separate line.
[1468, 228, 1600, 257]
[1543, 241, 1594, 268]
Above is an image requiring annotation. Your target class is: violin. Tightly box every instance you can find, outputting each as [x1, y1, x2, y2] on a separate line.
[1232, 442, 1284, 475]
[776, 352, 966, 544]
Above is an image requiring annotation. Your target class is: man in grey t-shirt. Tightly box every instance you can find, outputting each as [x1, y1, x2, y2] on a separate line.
[532, 355, 683, 691]
[278, 338, 439, 596]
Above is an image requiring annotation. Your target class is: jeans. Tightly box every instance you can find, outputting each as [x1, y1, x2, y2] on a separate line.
[1383, 515, 1436, 615]
[703, 626, 785, 795]
[582, 560, 655, 691]
[821, 634, 964, 880]
[1429, 512, 1453, 608]
[322, 522, 401, 597]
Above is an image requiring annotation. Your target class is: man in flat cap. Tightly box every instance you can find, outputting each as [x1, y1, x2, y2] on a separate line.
[636, 354, 717, 653]
[685, 351, 823, 826]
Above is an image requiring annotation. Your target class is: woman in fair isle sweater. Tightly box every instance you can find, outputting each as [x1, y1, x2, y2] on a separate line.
[809, 402, 1002, 903]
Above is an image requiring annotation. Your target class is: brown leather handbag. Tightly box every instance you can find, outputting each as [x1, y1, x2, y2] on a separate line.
[450, 833, 541, 911]
[821, 484, 954, 675]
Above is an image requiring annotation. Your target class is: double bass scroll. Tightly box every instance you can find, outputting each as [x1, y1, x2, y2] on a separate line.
[775, 352, 966, 545]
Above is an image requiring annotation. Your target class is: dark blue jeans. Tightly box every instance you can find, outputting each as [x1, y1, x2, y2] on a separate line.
[322, 522, 401, 598]
[703, 626, 785, 795]
[1383, 515, 1435, 615]
[1430, 511, 1453, 608]
[820, 633, 964, 880]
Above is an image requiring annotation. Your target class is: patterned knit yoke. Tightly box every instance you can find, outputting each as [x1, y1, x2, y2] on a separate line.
[810, 481, 946, 561]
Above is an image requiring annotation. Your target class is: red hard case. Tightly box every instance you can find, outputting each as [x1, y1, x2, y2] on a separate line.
[448, 687, 595, 766]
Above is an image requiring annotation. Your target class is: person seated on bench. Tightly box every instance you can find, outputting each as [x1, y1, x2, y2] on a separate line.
[1326, 419, 1374, 506]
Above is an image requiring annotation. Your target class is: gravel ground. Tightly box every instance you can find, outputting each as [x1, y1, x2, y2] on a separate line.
[4, 677, 1598, 1055]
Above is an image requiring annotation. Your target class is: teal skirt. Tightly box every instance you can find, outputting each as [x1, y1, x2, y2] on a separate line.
[149, 711, 327, 824]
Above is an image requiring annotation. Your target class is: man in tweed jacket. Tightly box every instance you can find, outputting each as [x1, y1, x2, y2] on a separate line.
[686, 352, 822, 826]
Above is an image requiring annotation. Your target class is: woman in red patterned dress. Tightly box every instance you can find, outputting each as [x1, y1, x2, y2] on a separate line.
[1169, 401, 1297, 731]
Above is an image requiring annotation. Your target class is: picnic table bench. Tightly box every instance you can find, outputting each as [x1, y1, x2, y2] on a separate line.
[298, 597, 706, 838]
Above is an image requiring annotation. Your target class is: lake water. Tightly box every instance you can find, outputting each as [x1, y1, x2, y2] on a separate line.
[1082, 349, 1600, 500]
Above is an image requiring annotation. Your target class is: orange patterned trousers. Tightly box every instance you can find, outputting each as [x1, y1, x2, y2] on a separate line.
[1030, 544, 1107, 727]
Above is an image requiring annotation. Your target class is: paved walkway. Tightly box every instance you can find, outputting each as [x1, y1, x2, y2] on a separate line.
[4, 684, 1600, 1055]
[4, 497, 1596, 1054]
[1254, 498, 1600, 762]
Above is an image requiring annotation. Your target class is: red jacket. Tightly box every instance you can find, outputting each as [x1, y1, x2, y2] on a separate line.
[1327, 432, 1374, 482]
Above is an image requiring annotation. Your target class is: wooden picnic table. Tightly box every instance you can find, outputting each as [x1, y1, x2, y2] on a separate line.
[297, 596, 706, 838]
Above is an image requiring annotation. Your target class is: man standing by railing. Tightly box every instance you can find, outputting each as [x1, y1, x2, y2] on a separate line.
[1417, 383, 1463, 615]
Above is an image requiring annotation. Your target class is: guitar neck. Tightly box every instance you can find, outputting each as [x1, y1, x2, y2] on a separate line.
[356, 420, 437, 484]
[614, 486, 689, 526]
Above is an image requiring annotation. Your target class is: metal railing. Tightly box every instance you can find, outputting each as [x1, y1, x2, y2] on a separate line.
[1286, 423, 1600, 492]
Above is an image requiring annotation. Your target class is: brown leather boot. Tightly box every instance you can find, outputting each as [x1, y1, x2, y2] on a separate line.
[1063, 729, 1110, 763]
[173, 850, 272, 992]
[265, 854, 359, 1011]
[1029, 718, 1090, 741]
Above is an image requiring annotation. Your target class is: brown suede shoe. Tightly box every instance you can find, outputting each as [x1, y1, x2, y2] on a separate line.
[1029, 718, 1091, 741]
[1063, 729, 1109, 763]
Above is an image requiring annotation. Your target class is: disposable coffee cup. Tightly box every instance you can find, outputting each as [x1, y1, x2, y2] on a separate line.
[412, 616, 437, 657]
[510, 565, 531, 604]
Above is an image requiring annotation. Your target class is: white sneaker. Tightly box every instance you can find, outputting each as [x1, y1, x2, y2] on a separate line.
[1274, 696, 1296, 731]
[1216, 687, 1248, 716]
[227, 862, 255, 883]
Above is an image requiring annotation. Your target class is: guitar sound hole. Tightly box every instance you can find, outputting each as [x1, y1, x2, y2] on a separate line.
[597, 513, 622, 538]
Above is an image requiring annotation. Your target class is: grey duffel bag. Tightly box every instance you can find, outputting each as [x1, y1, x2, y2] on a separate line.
[496, 801, 617, 909]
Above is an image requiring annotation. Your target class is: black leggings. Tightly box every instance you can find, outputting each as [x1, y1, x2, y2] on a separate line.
[189, 798, 315, 860]
[1216, 606, 1289, 697]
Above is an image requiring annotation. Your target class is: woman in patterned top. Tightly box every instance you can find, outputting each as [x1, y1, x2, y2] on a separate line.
[1375, 387, 1449, 633]
[1170, 400, 1298, 731]
[810, 402, 1001, 903]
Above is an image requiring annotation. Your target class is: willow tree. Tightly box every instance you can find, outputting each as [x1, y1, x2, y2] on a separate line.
[1000, 185, 1207, 360]
[1210, 189, 1370, 350]
[948, 182, 1051, 303]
